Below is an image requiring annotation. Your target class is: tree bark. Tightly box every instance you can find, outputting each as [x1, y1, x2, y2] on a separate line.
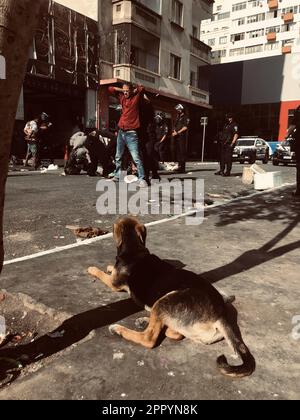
[0, 0, 43, 274]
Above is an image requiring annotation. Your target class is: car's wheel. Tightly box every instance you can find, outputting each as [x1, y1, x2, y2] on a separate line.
[263, 155, 269, 164]
[273, 159, 279, 166]
[239, 160, 245, 164]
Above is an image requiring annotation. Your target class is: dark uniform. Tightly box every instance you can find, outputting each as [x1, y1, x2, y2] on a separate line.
[155, 121, 169, 162]
[173, 114, 190, 173]
[219, 120, 239, 175]
[290, 107, 300, 196]
[139, 100, 160, 180]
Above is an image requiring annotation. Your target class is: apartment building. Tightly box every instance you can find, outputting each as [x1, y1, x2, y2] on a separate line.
[98, 0, 213, 154]
[201, 0, 300, 64]
[14, 0, 100, 159]
[199, 0, 300, 143]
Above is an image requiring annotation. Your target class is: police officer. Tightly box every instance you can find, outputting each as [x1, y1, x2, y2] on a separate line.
[286, 105, 300, 198]
[172, 104, 190, 174]
[154, 112, 169, 163]
[215, 113, 239, 177]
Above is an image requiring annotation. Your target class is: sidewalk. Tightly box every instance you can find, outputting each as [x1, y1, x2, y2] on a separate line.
[0, 185, 300, 400]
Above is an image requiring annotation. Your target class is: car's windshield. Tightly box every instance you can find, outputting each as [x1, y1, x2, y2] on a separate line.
[237, 140, 255, 146]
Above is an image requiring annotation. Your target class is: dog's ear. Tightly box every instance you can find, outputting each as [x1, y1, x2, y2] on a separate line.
[113, 223, 123, 247]
[135, 223, 147, 245]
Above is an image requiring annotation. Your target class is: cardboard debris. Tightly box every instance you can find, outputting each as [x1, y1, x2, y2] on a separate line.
[242, 164, 268, 186]
[71, 227, 109, 239]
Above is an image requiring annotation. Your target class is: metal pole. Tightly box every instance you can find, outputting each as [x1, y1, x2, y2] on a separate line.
[202, 123, 206, 162]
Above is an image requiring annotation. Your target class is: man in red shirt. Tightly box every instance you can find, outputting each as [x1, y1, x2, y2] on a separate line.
[108, 83, 147, 187]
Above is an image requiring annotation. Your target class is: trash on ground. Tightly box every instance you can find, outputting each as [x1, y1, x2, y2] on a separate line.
[47, 164, 58, 171]
[207, 193, 227, 199]
[71, 227, 109, 239]
[254, 171, 283, 191]
[113, 352, 125, 360]
[250, 164, 266, 175]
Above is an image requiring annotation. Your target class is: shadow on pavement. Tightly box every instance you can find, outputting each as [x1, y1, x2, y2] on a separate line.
[0, 298, 140, 388]
[1, 191, 299, 388]
[215, 187, 300, 228]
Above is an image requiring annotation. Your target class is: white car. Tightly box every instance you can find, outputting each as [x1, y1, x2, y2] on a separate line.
[232, 137, 270, 164]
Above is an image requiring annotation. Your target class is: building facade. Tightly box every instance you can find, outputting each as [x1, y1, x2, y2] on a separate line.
[200, 0, 300, 144]
[201, 0, 300, 64]
[98, 0, 214, 156]
[14, 0, 99, 160]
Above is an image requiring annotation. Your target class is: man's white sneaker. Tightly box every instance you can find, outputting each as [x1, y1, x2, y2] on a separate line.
[138, 180, 148, 188]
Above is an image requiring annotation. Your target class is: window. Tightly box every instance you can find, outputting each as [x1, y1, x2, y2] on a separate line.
[207, 38, 215, 46]
[232, 2, 247, 12]
[247, 29, 264, 38]
[116, 34, 127, 64]
[219, 36, 227, 44]
[282, 39, 294, 47]
[212, 50, 226, 59]
[245, 44, 263, 54]
[135, 0, 161, 14]
[233, 17, 245, 26]
[170, 53, 181, 79]
[116, 4, 121, 12]
[266, 10, 280, 19]
[282, 6, 298, 14]
[266, 26, 280, 34]
[172, 0, 183, 26]
[231, 33, 245, 42]
[218, 12, 230, 20]
[192, 25, 198, 38]
[229, 47, 245, 56]
[265, 42, 279, 51]
[248, 0, 261, 7]
[131, 46, 159, 73]
[247, 13, 265, 24]
[281, 23, 295, 32]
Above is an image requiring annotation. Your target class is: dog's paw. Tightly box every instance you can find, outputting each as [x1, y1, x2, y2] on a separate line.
[135, 317, 150, 330]
[88, 267, 99, 277]
[107, 265, 114, 274]
[109, 324, 122, 336]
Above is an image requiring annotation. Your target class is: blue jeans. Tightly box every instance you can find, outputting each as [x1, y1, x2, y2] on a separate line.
[114, 129, 146, 180]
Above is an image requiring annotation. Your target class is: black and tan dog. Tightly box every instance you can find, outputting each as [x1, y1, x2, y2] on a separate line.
[88, 217, 255, 378]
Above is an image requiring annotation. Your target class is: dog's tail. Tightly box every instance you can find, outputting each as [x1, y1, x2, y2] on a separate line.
[215, 319, 256, 379]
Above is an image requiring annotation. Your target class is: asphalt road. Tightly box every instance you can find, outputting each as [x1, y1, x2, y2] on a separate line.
[4, 162, 297, 261]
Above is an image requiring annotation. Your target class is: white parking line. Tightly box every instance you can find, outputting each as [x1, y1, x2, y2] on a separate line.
[3, 182, 294, 266]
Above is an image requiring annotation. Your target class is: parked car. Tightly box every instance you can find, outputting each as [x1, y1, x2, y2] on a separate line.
[232, 137, 270, 164]
[272, 138, 296, 166]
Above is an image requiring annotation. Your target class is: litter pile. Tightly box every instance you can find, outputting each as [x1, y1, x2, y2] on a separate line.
[67, 226, 109, 240]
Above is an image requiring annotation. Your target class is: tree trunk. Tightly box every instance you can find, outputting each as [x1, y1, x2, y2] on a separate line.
[0, 0, 43, 274]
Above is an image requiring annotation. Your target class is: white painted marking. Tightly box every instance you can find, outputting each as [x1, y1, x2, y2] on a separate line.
[3, 182, 294, 266]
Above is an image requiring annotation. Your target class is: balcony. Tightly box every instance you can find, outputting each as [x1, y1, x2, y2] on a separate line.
[190, 36, 211, 64]
[283, 12, 294, 23]
[268, 0, 278, 10]
[282, 45, 292, 54]
[113, 0, 162, 37]
[267, 32, 277, 41]
[113, 64, 160, 89]
[189, 85, 209, 105]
